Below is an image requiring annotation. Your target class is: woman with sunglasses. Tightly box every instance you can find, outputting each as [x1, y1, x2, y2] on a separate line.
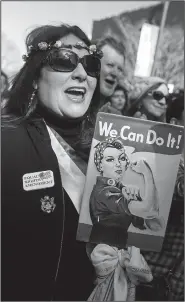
[127, 77, 169, 122]
[1, 24, 102, 301]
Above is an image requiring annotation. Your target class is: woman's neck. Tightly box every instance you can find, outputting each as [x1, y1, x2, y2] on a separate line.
[37, 103, 85, 130]
[36, 103, 92, 163]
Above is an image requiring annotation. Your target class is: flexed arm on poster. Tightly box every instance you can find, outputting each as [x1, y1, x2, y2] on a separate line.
[123, 159, 162, 221]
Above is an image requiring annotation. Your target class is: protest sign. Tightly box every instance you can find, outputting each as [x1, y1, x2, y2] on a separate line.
[77, 113, 184, 252]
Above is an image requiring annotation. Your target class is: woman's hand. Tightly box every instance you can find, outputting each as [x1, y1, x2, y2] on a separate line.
[122, 185, 141, 201]
[130, 159, 148, 174]
[134, 111, 148, 120]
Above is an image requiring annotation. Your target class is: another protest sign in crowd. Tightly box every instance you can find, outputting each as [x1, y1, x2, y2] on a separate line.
[1, 14, 184, 302]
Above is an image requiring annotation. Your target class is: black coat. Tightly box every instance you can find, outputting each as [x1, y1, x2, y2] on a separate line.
[2, 119, 94, 301]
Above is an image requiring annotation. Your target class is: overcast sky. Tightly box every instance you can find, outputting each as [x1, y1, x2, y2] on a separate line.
[2, 1, 160, 54]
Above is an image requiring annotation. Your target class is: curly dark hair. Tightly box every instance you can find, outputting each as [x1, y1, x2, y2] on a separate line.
[2, 23, 100, 127]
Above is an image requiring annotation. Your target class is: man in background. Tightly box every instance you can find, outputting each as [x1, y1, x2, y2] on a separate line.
[95, 36, 126, 113]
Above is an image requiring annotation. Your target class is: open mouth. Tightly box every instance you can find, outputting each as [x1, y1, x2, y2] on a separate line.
[105, 79, 116, 87]
[65, 87, 87, 103]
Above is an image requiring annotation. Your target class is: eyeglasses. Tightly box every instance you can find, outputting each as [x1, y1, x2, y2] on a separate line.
[148, 90, 169, 102]
[45, 48, 101, 78]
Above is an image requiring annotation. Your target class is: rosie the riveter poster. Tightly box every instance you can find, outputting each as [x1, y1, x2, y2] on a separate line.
[77, 113, 184, 252]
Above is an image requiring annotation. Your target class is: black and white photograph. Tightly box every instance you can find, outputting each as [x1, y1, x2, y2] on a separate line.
[1, 1, 184, 301]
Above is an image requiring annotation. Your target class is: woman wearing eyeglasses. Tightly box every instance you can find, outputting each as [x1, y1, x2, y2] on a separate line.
[127, 77, 169, 122]
[1, 24, 102, 301]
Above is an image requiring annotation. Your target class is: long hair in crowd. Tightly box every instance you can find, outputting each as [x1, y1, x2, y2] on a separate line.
[2, 24, 100, 127]
[127, 77, 167, 118]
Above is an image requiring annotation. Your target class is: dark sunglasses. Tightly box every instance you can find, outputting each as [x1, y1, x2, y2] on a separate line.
[45, 48, 101, 78]
[148, 90, 169, 102]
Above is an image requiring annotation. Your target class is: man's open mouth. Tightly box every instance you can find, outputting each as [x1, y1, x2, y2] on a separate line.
[105, 79, 116, 86]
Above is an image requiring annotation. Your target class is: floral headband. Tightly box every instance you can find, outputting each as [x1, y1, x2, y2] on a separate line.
[94, 137, 130, 172]
[22, 40, 103, 62]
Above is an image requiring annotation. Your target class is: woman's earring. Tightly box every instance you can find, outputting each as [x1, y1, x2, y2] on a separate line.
[28, 83, 38, 109]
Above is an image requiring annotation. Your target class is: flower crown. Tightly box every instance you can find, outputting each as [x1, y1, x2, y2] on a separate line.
[22, 40, 103, 62]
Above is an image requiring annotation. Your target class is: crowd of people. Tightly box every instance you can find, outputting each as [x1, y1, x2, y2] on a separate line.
[1, 23, 184, 301]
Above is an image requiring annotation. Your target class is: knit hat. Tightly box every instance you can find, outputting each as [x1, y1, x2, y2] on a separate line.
[127, 76, 167, 114]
